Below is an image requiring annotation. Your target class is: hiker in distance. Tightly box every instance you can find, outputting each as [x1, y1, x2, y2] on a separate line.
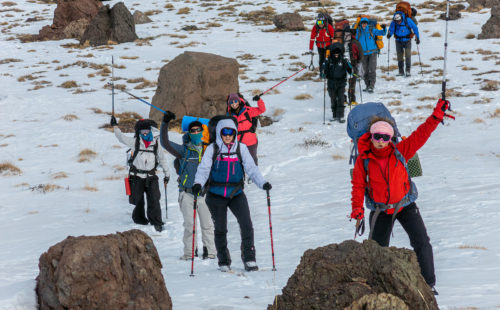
[387, 12, 420, 77]
[355, 18, 387, 93]
[322, 42, 352, 123]
[111, 117, 169, 232]
[345, 29, 363, 105]
[192, 117, 272, 272]
[160, 111, 216, 260]
[309, 13, 334, 69]
[350, 99, 451, 295]
[226, 93, 266, 165]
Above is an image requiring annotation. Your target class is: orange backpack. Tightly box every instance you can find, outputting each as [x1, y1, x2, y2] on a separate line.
[396, 1, 412, 18]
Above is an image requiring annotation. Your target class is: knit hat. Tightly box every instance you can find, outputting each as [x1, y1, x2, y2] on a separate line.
[370, 121, 394, 137]
[188, 120, 202, 131]
[227, 93, 240, 105]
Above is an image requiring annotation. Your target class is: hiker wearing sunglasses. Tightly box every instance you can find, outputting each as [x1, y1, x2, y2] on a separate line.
[227, 93, 266, 165]
[192, 118, 272, 272]
[309, 13, 334, 69]
[350, 99, 451, 294]
[111, 118, 169, 232]
[159, 111, 216, 260]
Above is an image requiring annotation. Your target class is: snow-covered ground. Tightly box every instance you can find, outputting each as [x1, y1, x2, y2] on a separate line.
[0, 0, 499, 309]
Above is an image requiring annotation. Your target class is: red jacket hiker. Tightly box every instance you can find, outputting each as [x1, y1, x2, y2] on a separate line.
[351, 109, 443, 217]
[309, 24, 334, 50]
[227, 96, 266, 147]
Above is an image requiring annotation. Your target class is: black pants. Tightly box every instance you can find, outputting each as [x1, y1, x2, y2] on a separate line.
[327, 78, 347, 119]
[369, 203, 436, 286]
[129, 175, 163, 226]
[348, 63, 359, 104]
[206, 192, 255, 266]
[247, 142, 258, 166]
[396, 40, 412, 74]
[317, 46, 327, 68]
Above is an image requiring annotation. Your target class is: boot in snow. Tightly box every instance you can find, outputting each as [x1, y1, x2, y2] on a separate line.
[219, 265, 231, 272]
[244, 261, 259, 272]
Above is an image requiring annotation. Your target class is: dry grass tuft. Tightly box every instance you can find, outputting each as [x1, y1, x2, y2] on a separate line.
[0, 161, 21, 175]
[51, 172, 68, 179]
[480, 80, 499, 91]
[388, 100, 401, 106]
[120, 55, 139, 60]
[380, 64, 398, 72]
[177, 7, 190, 14]
[62, 114, 79, 121]
[295, 71, 319, 81]
[473, 97, 491, 104]
[490, 108, 500, 118]
[431, 32, 441, 37]
[294, 93, 313, 100]
[473, 118, 484, 123]
[273, 108, 286, 117]
[465, 33, 475, 39]
[331, 153, 345, 160]
[239, 6, 275, 25]
[78, 149, 97, 162]
[297, 137, 331, 149]
[103, 175, 122, 181]
[237, 53, 256, 60]
[419, 17, 436, 22]
[0, 58, 22, 64]
[83, 185, 98, 192]
[29, 183, 63, 193]
[458, 244, 487, 250]
[60, 80, 78, 88]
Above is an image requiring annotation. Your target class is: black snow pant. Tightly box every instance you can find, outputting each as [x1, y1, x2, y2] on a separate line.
[129, 175, 163, 226]
[206, 192, 255, 267]
[327, 78, 347, 119]
[247, 142, 258, 166]
[348, 63, 359, 104]
[369, 202, 436, 286]
[396, 40, 412, 74]
[317, 46, 327, 68]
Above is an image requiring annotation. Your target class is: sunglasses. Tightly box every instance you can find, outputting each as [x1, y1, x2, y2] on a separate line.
[189, 127, 202, 134]
[372, 133, 392, 142]
[140, 129, 151, 135]
[231, 99, 239, 105]
[317, 20, 324, 26]
[221, 128, 236, 136]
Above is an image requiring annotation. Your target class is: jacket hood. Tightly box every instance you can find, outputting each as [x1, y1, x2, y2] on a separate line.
[360, 17, 369, 25]
[215, 118, 238, 148]
[331, 42, 344, 54]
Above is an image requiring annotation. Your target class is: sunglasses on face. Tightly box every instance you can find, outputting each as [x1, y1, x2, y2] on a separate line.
[140, 129, 151, 135]
[189, 127, 202, 134]
[317, 20, 324, 26]
[372, 133, 392, 142]
[221, 128, 236, 136]
[231, 99, 239, 105]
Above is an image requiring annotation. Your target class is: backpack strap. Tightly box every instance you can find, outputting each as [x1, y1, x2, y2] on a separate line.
[128, 137, 159, 177]
[207, 142, 245, 199]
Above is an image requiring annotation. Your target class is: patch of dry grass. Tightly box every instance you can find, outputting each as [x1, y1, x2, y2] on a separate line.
[83, 185, 98, 192]
[120, 55, 139, 60]
[177, 7, 190, 14]
[62, 114, 79, 121]
[273, 108, 286, 117]
[431, 32, 441, 37]
[331, 153, 345, 160]
[458, 244, 487, 250]
[473, 97, 491, 104]
[490, 108, 500, 118]
[29, 183, 63, 193]
[465, 33, 475, 39]
[0, 161, 21, 175]
[388, 100, 401, 106]
[297, 137, 331, 149]
[59, 80, 78, 88]
[239, 6, 275, 25]
[78, 149, 97, 162]
[103, 175, 122, 181]
[0, 58, 22, 64]
[51, 172, 68, 179]
[237, 53, 256, 60]
[419, 17, 436, 22]
[294, 93, 313, 100]
[480, 80, 499, 91]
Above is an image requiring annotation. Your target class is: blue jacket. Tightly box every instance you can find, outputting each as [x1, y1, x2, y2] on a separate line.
[160, 122, 202, 191]
[355, 18, 386, 55]
[388, 13, 419, 42]
[194, 119, 266, 198]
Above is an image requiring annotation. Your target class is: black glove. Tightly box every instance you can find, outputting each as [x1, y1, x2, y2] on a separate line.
[252, 94, 261, 102]
[163, 111, 176, 123]
[192, 183, 202, 196]
[387, 33, 391, 39]
[382, 24, 387, 31]
[163, 176, 169, 184]
[416, 37, 420, 45]
[263, 182, 272, 190]
[110, 115, 117, 126]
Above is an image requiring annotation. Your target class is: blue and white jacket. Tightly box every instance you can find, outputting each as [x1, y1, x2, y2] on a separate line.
[388, 13, 419, 42]
[355, 18, 386, 56]
[194, 119, 266, 198]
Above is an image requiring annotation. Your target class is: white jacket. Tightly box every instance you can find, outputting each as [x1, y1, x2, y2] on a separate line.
[114, 127, 169, 179]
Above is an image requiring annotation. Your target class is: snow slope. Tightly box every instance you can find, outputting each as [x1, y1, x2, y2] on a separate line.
[0, 0, 499, 309]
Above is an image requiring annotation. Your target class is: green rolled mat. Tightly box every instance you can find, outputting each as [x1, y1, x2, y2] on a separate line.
[349, 153, 423, 178]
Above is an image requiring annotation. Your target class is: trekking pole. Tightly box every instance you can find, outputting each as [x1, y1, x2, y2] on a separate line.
[110, 56, 117, 125]
[112, 86, 167, 114]
[258, 67, 307, 97]
[323, 78, 326, 125]
[307, 51, 315, 71]
[441, 0, 455, 122]
[163, 179, 168, 220]
[266, 189, 277, 271]
[190, 195, 198, 277]
[357, 76, 363, 104]
[416, 43, 424, 77]
[387, 39, 390, 75]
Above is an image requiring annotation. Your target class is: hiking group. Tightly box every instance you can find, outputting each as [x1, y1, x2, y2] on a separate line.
[108, 0, 452, 295]
[309, 1, 420, 122]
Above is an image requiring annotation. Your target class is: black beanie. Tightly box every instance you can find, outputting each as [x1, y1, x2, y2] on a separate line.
[188, 121, 203, 131]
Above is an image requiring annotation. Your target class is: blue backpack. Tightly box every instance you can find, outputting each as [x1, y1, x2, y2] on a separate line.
[346, 102, 400, 165]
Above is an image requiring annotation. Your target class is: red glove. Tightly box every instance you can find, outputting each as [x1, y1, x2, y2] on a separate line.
[432, 99, 450, 120]
[351, 208, 364, 220]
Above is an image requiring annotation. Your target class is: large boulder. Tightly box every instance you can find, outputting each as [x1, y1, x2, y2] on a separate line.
[80, 2, 138, 46]
[268, 240, 438, 310]
[36, 0, 102, 40]
[36, 229, 172, 310]
[150, 51, 240, 123]
[273, 12, 305, 31]
[133, 10, 153, 24]
[478, 5, 500, 39]
[467, 0, 498, 8]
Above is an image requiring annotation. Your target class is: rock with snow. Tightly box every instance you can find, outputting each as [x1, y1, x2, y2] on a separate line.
[150, 51, 239, 123]
[36, 229, 172, 310]
[268, 240, 438, 310]
[478, 5, 500, 39]
[36, 0, 102, 40]
[133, 10, 153, 24]
[273, 12, 305, 31]
[467, 0, 498, 8]
[80, 2, 138, 46]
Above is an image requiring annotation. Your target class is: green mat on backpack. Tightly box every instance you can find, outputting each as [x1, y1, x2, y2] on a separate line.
[350, 152, 422, 179]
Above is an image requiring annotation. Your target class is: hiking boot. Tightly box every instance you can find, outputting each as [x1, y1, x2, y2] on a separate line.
[154, 224, 163, 232]
[219, 265, 231, 272]
[202, 246, 215, 260]
[431, 287, 439, 295]
[337, 117, 346, 123]
[179, 254, 191, 261]
[367, 87, 374, 93]
[396, 71, 405, 76]
[244, 261, 259, 272]
[405, 71, 411, 77]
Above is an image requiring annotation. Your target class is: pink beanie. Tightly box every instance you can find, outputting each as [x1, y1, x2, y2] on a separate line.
[227, 93, 240, 104]
[370, 121, 394, 137]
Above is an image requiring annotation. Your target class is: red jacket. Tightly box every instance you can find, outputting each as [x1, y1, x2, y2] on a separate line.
[351, 116, 440, 214]
[228, 98, 266, 147]
[309, 24, 334, 50]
